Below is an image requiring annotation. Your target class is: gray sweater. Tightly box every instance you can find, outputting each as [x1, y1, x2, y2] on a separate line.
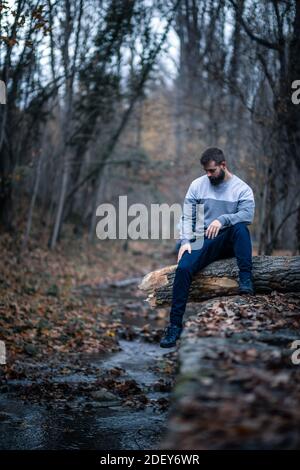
[180, 174, 255, 245]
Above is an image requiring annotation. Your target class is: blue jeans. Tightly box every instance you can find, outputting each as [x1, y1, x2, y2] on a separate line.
[170, 222, 252, 328]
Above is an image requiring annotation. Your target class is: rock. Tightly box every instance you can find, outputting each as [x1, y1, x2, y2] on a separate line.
[24, 343, 38, 356]
[90, 388, 120, 402]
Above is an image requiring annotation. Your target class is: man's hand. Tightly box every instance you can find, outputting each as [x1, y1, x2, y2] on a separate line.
[177, 242, 191, 262]
[205, 219, 222, 239]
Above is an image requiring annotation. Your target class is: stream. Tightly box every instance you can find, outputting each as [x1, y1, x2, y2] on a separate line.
[0, 279, 178, 450]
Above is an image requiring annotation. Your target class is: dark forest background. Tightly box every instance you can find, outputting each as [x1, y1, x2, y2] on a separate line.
[1, 0, 300, 254]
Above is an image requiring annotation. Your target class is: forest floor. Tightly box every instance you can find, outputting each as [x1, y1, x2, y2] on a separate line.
[0, 234, 179, 449]
[0, 231, 299, 449]
[161, 292, 300, 449]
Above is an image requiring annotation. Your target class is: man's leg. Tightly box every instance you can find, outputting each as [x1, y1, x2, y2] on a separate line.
[160, 229, 233, 348]
[227, 222, 254, 293]
[169, 231, 232, 328]
[228, 222, 253, 276]
[160, 223, 254, 348]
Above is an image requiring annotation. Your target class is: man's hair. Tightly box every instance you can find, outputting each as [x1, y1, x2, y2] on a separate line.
[200, 147, 225, 165]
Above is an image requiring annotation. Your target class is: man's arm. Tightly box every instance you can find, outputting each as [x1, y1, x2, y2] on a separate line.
[179, 182, 197, 246]
[216, 186, 255, 227]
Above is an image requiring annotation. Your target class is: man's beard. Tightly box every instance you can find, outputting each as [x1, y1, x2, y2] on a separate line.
[209, 169, 225, 185]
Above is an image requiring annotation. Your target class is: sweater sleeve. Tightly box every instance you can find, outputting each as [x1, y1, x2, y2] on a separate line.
[179, 182, 198, 246]
[217, 186, 255, 227]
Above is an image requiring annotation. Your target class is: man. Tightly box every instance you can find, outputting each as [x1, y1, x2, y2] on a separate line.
[160, 147, 255, 348]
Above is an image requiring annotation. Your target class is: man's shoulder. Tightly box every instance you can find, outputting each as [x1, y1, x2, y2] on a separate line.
[189, 175, 207, 190]
[233, 175, 254, 197]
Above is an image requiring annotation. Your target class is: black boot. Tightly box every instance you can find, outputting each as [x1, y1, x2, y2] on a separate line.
[239, 272, 254, 295]
[160, 324, 183, 348]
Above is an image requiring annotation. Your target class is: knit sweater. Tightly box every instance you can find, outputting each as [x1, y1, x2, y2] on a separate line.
[179, 174, 255, 245]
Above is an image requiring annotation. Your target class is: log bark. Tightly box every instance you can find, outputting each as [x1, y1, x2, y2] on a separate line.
[138, 255, 300, 307]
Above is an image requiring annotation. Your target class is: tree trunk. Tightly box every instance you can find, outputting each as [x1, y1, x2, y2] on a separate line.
[50, 153, 70, 249]
[20, 140, 45, 255]
[139, 256, 300, 307]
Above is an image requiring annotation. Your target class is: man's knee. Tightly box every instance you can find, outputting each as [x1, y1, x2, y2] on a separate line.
[177, 260, 195, 275]
[177, 254, 199, 276]
[231, 222, 249, 234]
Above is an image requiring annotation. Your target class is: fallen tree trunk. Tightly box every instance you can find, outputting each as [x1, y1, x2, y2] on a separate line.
[138, 255, 300, 307]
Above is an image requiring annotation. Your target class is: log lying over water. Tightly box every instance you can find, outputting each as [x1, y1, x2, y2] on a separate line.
[138, 255, 300, 307]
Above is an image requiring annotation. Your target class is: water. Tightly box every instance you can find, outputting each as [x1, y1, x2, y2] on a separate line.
[0, 339, 177, 450]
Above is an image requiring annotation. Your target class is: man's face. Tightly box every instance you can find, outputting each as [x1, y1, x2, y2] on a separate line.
[203, 160, 226, 185]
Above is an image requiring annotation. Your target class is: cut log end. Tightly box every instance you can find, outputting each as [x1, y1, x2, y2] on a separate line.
[138, 265, 176, 292]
